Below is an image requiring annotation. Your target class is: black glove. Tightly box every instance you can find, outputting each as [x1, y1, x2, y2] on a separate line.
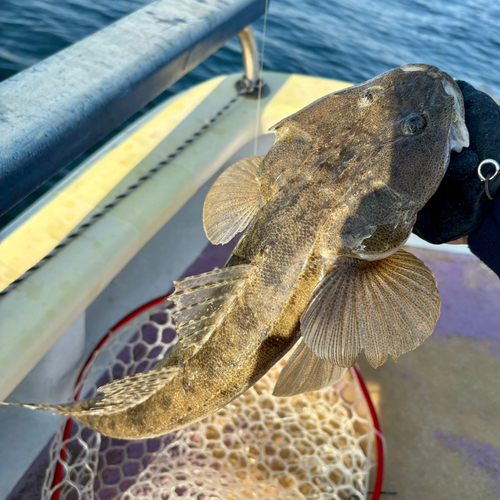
[413, 81, 500, 244]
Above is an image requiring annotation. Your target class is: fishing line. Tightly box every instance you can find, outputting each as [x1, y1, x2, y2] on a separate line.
[253, 0, 269, 156]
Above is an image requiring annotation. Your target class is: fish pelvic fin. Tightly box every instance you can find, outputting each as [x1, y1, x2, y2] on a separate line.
[273, 339, 346, 397]
[302, 249, 441, 368]
[1, 366, 179, 417]
[203, 156, 265, 245]
[171, 264, 256, 353]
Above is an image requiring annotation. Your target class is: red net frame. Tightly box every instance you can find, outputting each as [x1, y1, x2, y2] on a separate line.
[44, 295, 384, 500]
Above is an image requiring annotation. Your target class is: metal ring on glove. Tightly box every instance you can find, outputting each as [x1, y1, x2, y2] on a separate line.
[477, 159, 500, 201]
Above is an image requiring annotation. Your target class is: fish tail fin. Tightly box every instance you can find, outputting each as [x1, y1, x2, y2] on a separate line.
[0, 401, 74, 415]
[301, 249, 441, 368]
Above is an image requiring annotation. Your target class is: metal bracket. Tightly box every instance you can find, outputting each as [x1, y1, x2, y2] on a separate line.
[236, 27, 270, 98]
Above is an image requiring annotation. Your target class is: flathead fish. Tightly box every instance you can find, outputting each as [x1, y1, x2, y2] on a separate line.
[3, 64, 469, 439]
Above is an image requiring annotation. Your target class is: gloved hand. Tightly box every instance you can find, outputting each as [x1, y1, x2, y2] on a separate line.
[413, 80, 500, 244]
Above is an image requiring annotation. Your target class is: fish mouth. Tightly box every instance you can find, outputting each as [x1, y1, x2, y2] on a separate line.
[400, 64, 470, 153]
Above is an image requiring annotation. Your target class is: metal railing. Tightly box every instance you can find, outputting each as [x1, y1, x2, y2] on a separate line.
[0, 0, 267, 217]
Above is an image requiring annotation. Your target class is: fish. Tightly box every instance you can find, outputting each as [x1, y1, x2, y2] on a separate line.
[2, 64, 469, 439]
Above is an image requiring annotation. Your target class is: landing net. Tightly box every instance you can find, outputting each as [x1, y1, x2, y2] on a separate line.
[42, 297, 383, 500]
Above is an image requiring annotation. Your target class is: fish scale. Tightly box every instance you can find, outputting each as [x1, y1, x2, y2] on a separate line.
[2, 64, 469, 439]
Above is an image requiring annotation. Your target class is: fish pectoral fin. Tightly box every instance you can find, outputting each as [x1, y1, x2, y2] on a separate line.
[171, 264, 256, 353]
[302, 249, 441, 368]
[273, 339, 346, 397]
[0, 366, 178, 416]
[203, 156, 265, 245]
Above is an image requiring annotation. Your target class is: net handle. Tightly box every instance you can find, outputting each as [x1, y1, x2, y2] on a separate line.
[50, 295, 384, 500]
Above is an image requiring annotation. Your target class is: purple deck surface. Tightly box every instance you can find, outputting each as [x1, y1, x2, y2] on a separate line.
[6, 439, 53, 500]
[415, 248, 500, 342]
[434, 430, 500, 490]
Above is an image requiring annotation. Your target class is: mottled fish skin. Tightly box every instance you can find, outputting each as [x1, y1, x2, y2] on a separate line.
[76, 188, 329, 438]
[3, 64, 468, 439]
[261, 64, 467, 260]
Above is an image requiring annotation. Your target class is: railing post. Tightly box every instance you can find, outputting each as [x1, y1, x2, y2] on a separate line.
[236, 27, 269, 97]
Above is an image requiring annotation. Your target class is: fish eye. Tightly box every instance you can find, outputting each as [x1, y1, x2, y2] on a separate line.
[403, 114, 427, 135]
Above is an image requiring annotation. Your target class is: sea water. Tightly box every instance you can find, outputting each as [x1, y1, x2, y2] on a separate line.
[1, 0, 499, 226]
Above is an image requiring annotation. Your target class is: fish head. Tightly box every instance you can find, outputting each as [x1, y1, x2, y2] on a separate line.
[323, 64, 469, 260]
[361, 63, 469, 198]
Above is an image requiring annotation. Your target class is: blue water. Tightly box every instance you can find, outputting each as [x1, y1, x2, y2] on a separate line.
[1, 0, 500, 225]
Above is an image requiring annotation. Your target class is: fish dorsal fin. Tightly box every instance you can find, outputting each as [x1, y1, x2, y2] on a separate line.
[0, 366, 179, 416]
[273, 339, 346, 397]
[81, 366, 179, 415]
[171, 264, 255, 352]
[302, 249, 441, 368]
[203, 156, 265, 245]
[3, 265, 255, 417]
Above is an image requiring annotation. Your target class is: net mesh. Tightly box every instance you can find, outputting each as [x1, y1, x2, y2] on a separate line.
[42, 300, 378, 500]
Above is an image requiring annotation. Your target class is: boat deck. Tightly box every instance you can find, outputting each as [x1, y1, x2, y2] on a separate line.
[6, 238, 500, 499]
[360, 244, 500, 499]
[1, 69, 499, 499]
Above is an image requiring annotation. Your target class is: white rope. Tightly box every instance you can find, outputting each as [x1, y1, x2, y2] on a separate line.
[0, 94, 242, 299]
